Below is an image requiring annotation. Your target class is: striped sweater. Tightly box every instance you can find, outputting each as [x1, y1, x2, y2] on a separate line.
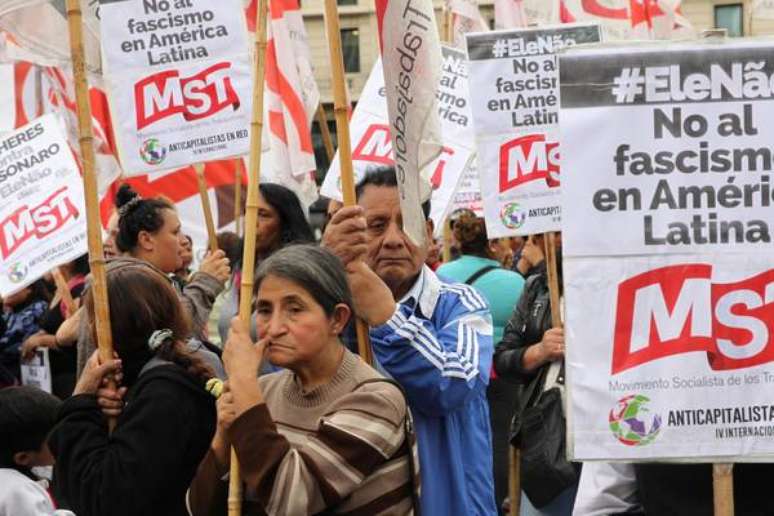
[188, 348, 417, 515]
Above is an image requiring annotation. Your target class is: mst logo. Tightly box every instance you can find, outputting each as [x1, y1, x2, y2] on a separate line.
[499, 134, 559, 193]
[612, 264, 774, 374]
[135, 62, 240, 130]
[352, 124, 454, 188]
[0, 187, 79, 259]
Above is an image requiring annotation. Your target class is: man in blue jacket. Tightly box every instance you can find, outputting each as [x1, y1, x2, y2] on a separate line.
[323, 167, 497, 515]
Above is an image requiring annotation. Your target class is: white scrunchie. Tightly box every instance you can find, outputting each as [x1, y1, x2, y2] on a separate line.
[148, 329, 173, 352]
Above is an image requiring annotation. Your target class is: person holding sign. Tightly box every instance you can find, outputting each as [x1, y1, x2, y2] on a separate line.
[494, 234, 576, 515]
[76, 185, 231, 375]
[48, 259, 218, 516]
[189, 245, 417, 515]
[323, 168, 498, 515]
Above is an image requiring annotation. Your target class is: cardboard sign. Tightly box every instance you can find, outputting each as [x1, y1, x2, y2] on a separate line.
[466, 24, 600, 237]
[560, 41, 774, 461]
[100, 0, 252, 174]
[21, 348, 52, 394]
[0, 114, 87, 297]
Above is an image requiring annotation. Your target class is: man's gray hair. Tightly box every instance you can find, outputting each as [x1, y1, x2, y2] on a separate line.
[254, 244, 353, 316]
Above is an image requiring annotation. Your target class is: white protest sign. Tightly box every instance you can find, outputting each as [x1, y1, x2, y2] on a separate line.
[560, 41, 774, 461]
[21, 348, 52, 394]
[321, 48, 477, 235]
[448, 162, 484, 216]
[100, 0, 252, 174]
[0, 114, 87, 297]
[466, 24, 601, 238]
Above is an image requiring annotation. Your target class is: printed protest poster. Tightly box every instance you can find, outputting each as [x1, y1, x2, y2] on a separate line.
[448, 162, 484, 217]
[21, 348, 52, 394]
[100, 0, 252, 174]
[560, 41, 774, 460]
[466, 24, 600, 238]
[321, 48, 476, 235]
[0, 114, 87, 297]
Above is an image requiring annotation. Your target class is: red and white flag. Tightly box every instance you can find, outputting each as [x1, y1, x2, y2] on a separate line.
[494, 0, 528, 30]
[448, 0, 488, 48]
[522, 0, 694, 40]
[374, 0, 443, 246]
[253, 0, 320, 179]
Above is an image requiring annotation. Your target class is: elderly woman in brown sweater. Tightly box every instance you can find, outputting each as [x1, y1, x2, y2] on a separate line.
[189, 245, 418, 515]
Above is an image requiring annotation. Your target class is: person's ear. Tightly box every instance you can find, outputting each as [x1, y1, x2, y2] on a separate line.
[137, 230, 155, 252]
[330, 303, 352, 334]
[13, 451, 32, 468]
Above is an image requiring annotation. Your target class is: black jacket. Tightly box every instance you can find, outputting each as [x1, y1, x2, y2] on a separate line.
[49, 364, 216, 516]
[494, 262, 552, 384]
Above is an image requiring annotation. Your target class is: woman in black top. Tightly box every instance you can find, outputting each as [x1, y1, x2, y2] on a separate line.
[48, 258, 217, 516]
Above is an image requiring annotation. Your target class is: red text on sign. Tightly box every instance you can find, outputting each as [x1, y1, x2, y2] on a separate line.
[0, 187, 80, 259]
[135, 62, 240, 130]
[612, 264, 774, 374]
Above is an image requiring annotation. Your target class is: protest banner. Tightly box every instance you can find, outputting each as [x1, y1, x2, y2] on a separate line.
[0, 114, 87, 297]
[321, 48, 476, 236]
[99, 0, 252, 174]
[466, 24, 601, 238]
[560, 40, 774, 461]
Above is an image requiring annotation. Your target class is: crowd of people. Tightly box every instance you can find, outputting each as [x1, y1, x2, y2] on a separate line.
[1, 167, 767, 516]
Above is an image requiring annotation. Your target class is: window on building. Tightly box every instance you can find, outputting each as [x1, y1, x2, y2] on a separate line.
[714, 4, 743, 37]
[337, 0, 357, 5]
[340, 29, 360, 73]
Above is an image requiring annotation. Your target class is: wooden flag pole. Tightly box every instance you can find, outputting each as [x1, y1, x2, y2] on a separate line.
[508, 447, 521, 516]
[323, 0, 373, 365]
[234, 161, 242, 237]
[65, 0, 114, 390]
[194, 163, 218, 253]
[229, 0, 270, 512]
[543, 232, 561, 328]
[713, 463, 734, 516]
[316, 103, 335, 162]
[52, 268, 77, 317]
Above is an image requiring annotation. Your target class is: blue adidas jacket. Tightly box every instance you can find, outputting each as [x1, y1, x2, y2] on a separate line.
[370, 266, 497, 515]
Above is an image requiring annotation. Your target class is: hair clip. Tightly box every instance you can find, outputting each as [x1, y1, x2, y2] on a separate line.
[118, 197, 142, 217]
[148, 329, 173, 352]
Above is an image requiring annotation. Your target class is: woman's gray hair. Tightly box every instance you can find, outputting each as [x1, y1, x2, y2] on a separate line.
[254, 244, 353, 316]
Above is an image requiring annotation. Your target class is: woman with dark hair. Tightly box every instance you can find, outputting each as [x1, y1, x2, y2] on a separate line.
[75, 184, 231, 375]
[20, 254, 90, 398]
[216, 183, 314, 344]
[190, 245, 416, 515]
[437, 211, 525, 514]
[48, 258, 217, 516]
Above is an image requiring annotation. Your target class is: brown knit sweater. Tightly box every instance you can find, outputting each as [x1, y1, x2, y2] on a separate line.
[188, 348, 417, 515]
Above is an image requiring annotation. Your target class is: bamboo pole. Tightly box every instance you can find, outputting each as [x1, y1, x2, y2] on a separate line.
[508, 447, 521, 515]
[52, 267, 77, 317]
[316, 103, 335, 162]
[64, 0, 114, 385]
[544, 232, 561, 328]
[323, 0, 373, 365]
[713, 463, 734, 516]
[442, 219, 452, 263]
[234, 161, 242, 237]
[229, 0, 270, 512]
[194, 163, 218, 253]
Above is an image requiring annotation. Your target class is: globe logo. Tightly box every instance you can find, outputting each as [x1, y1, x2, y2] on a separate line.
[609, 394, 662, 446]
[500, 202, 527, 229]
[139, 138, 167, 165]
[7, 262, 28, 284]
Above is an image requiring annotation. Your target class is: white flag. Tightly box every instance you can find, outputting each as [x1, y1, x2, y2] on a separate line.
[494, 0, 528, 30]
[448, 0, 489, 48]
[375, 0, 443, 246]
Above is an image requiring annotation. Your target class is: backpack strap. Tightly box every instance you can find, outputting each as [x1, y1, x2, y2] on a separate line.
[353, 378, 422, 516]
[464, 265, 499, 286]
